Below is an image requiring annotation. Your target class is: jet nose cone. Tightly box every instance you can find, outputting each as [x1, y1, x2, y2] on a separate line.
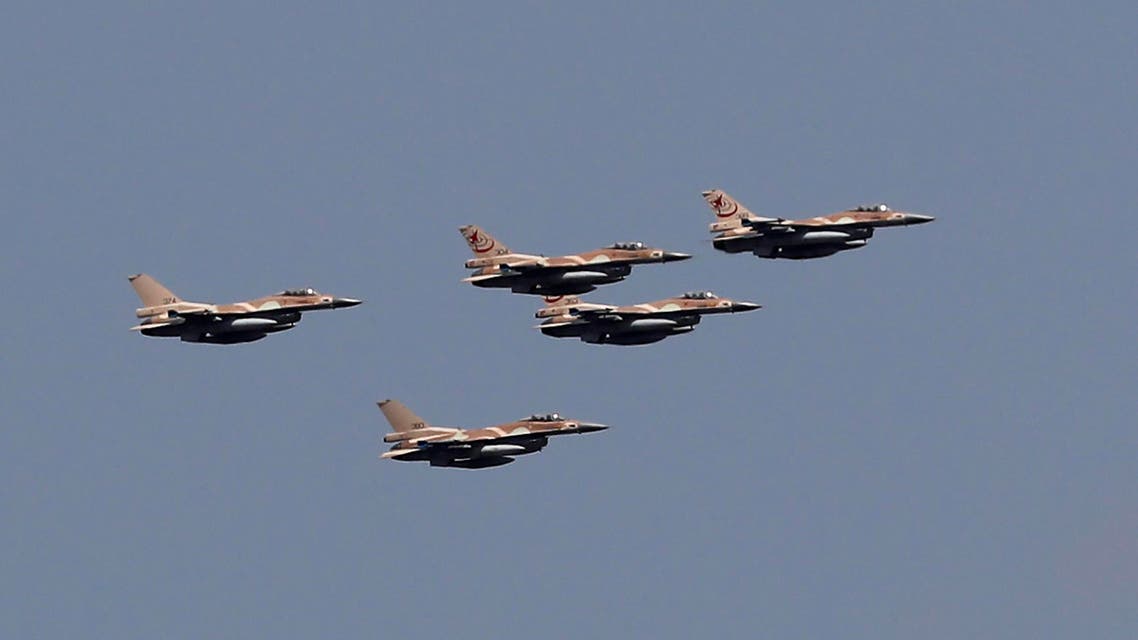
[731, 301, 762, 312]
[662, 252, 692, 263]
[576, 422, 609, 433]
[331, 297, 363, 309]
[905, 213, 935, 225]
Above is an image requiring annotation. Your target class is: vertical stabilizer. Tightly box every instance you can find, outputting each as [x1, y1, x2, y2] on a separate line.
[128, 274, 180, 307]
[702, 189, 777, 229]
[378, 399, 430, 432]
[459, 225, 510, 257]
[536, 294, 593, 319]
[542, 294, 581, 308]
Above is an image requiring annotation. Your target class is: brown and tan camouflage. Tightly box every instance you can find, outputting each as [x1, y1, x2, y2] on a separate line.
[127, 273, 362, 344]
[458, 224, 690, 296]
[378, 399, 607, 469]
[702, 189, 934, 259]
[535, 291, 760, 345]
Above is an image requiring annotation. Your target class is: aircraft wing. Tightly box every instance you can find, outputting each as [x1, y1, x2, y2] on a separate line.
[130, 308, 282, 331]
[463, 261, 565, 281]
[495, 261, 578, 275]
[740, 219, 851, 233]
[569, 304, 705, 322]
[168, 309, 217, 318]
[381, 448, 423, 459]
[129, 315, 190, 331]
[173, 308, 298, 321]
[570, 307, 624, 323]
[381, 439, 477, 457]
[413, 432, 544, 448]
[739, 219, 799, 233]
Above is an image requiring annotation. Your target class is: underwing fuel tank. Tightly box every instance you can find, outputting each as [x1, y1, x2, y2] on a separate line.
[796, 230, 855, 244]
[213, 318, 282, 333]
[624, 318, 678, 332]
[552, 271, 611, 284]
[442, 457, 515, 469]
[477, 444, 532, 456]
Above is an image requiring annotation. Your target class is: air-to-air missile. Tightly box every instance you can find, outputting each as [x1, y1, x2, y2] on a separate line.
[535, 291, 760, 345]
[127, 274, 361, 344]
[378, 399, 608, 469]
[702, 189, 934, 259]
[458, 224, 690, 296]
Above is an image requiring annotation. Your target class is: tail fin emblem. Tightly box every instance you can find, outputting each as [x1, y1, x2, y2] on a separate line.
[468, 229, 495, 253]
[712, 194, 737, 218]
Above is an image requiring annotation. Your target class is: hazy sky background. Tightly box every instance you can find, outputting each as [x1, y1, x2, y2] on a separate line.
[2, 3, 1136, 638]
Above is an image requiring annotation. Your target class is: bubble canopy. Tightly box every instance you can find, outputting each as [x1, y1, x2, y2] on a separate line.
[853, 203, 891, 212]
[607, 241, 646, 250]
[527, 413, 563, 422]
[279, 287, 318, 296]
[681, 291, 717, 300]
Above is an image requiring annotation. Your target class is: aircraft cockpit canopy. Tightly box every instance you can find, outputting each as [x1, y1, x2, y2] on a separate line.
[527, 413, 563, 422]
[853, 203, 891, 212]
[608, 241, 646, 250]
[280, 287, 318, 296]
[681, 291, 718, 300]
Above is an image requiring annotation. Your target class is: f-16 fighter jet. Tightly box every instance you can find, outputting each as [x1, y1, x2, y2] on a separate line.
[702, 189, 934, 259]
[378, 399, 608, 469]
[535, 291, 760, 345]
[127, 273, 362, 344]
[459, 224, 690, 295]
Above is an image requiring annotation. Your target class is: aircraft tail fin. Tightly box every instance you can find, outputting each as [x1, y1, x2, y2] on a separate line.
[701, 189, 777, 231]
[459, 224, 510, 257]
[378, 399, 458, 443]
[542, 295, 581, 308]
[128, 274, 181, 307]
[378, 399, 430, 433]
[536, 295, 588, 319]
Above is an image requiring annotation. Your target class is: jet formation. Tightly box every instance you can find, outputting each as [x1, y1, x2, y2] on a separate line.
[127, 273, 361, 344]
[535, 291, 760, 345]
[129, 188, 934, 469]
[378, 399, 608, 468]
[702, 189, 934, 259]
[459, 224, 690, 295]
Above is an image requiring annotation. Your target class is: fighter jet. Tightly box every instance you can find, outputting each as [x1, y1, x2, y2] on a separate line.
[535, 291, 760, 345]
[378, 399, 608, 469]
[702, 189, 934, 259]
[459, 224, 690, 295]
[127, 273, 362, 344]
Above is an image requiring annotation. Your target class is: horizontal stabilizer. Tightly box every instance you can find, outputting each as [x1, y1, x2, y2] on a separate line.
[462, 273, 504, 283]
[381, 449, 420, 459]
[129, 318, 185, 331]
[536, 320, 577, 329]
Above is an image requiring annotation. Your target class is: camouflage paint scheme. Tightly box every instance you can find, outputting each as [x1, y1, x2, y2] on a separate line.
[127, 274, 362, 344]
[535, 291, 760, 345]
[702, 189, 935, 259]
[378, 399, 608, 469]
[459, 224, 690, 296]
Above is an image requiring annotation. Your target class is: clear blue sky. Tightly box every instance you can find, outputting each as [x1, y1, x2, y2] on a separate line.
[2, 3, 1136, 638]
